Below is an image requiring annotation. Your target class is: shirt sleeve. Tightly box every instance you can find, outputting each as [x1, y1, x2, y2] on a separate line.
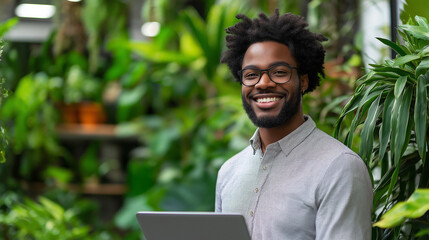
[215, 166, 224, 213]
[315, 153, 373, 240]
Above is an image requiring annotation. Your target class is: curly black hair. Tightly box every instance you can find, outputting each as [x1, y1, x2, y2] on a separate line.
[221, 9, 327, 93]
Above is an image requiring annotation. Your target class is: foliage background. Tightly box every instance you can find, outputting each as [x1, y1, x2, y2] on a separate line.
[0, 0, 426, 239]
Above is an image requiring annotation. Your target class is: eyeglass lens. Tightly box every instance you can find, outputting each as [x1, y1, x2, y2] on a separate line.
[240, 64, 294, 86]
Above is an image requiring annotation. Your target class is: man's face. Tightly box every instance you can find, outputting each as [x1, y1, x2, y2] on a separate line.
[241, 41, 307, 128]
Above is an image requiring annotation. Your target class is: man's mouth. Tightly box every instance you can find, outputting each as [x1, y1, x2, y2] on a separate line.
[255, 97, 281, 103]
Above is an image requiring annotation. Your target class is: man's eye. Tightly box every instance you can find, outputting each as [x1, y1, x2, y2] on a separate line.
[272, 69, 289, 76]
[245, 72, 259, 79]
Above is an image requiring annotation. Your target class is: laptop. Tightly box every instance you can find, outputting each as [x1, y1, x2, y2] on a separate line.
[136, 211, 251, 240]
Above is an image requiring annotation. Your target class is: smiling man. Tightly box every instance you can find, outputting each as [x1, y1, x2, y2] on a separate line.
[215, 10, 373, 240]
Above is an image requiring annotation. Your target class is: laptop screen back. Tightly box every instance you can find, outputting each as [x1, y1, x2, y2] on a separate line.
[136, 211, 251, 240]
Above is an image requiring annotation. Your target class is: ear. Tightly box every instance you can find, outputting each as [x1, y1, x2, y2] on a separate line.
[300, 74, 309, 94]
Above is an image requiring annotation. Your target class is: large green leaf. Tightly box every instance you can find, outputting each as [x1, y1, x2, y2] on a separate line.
[359, 94, 382, 163]
[393, 54, 420, 67]
[400, 24, 429, 41]
[394, 76, 408, 98]
[374, 189, 429, 228]
[345, 83, 377, 147]
[414, 73, 428, 164]
[387, 87, 413, 201]
[334, 94, 362, 138]
[376, 37, 407, 57]
[393, 87, 413, 164]
[379, 91, 395, 161]
[390, 76, 408, 155]
[374, 67, 415, 77]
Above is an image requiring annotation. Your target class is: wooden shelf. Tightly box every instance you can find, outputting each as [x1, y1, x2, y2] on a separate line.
[56, 124, 137, 141]
[22, 181, 128, 196]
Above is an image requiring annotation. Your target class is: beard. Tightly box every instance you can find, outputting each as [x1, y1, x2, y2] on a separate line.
[242, 84, 302, 128]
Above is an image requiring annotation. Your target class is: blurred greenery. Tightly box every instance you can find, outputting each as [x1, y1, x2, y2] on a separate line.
[0, 17, 18, 164]
[2, 0, 423, 239]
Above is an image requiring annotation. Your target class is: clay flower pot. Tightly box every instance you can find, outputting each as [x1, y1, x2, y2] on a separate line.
[78, 102, 107, 128]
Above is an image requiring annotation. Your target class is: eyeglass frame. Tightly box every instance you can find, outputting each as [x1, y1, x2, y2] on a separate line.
[237, 63, 299, 87]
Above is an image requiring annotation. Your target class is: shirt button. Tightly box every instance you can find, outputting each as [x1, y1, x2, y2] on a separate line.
[254, 188, 259, 193]
[262, 165, 267, 170]
[250, 211, 254, 217]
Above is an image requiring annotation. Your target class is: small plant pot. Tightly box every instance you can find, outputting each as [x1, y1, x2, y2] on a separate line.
[78, 102, 106, 128]
[57, 103, 79, 124]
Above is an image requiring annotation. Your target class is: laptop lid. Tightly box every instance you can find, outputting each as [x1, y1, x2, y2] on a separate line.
[136, 211, 251, 240]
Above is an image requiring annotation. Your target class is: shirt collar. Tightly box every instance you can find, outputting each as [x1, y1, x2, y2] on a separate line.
[249, 129, 261, 155]
[249, 115, 316, 156]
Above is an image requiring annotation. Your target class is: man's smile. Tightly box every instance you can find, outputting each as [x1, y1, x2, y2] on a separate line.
[255, 97, 281, 103]
[249, 93, 285, 109]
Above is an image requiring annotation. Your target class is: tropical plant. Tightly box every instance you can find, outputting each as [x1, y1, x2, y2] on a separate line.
[374, 189, 429, 237]
[335, 16, 429, 239]
[0, 196, 91, 240]
[0, 194, 118, 240]
[0, 73, 65, 180]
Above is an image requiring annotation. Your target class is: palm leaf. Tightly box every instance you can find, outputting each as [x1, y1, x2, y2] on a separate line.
[393, 54, 420, 67]
[386, 86, 413, 202]
[334, 92, 364, 138]
[359, 94, 382, 163]
[373, 67, 415, 77]
[379, 91, 395, 161]
[376, 37, 408, 57]
[414, 73, 428, 164]
[345, 82, 377, 147]
[393, 86, 413, 165]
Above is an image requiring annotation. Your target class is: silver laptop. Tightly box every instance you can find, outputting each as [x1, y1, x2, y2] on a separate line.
[136, 211, 251, 240]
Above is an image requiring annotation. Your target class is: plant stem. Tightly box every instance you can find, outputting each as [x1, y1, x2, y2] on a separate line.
[418, 151, 429, 188]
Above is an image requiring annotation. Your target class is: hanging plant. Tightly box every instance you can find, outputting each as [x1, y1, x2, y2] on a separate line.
[335, 16, 429, 239]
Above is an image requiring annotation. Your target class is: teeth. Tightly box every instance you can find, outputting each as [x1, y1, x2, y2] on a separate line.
[256, 97, 280, 103]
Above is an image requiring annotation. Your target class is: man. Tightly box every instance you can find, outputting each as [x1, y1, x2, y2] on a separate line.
[215, 10, 373, 240]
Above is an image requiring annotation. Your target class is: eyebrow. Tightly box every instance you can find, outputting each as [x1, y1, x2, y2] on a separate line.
[242, 61, 294, 70]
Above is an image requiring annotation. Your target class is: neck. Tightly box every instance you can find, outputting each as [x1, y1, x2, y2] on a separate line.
[259, 112, 305, 153]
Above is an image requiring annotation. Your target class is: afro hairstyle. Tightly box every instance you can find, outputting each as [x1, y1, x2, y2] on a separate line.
[221, 9, 327, 93]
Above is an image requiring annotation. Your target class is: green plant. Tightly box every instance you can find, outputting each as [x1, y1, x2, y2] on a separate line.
[0, 18, 18, 164]
[63, 65, 102, 103]
[0, 195, 107, 240]
[114, 3, 255, 232]
[0, 73, 65, 180]
[335, 16, 429, 239]
[374, 189, 429, 237]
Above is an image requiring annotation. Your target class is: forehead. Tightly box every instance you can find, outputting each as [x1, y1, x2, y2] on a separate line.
[242, 41, 296, 68]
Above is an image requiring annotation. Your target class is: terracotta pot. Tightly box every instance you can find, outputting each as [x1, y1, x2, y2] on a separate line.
[57, 103, 79, 124]
[78, 102, 106, 128]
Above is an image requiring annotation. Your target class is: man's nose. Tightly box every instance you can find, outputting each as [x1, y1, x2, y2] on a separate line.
[255, 72, 276, 89]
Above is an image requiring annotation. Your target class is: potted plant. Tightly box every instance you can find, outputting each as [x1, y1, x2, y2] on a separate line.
[335, 16, 429, 239]
[61, 65, 106, 127]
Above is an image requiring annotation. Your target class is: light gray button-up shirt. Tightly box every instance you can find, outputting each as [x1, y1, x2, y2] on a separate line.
[215, 116, 373, 239]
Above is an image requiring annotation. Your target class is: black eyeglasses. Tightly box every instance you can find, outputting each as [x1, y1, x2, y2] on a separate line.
[238, 63, 298, 87]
